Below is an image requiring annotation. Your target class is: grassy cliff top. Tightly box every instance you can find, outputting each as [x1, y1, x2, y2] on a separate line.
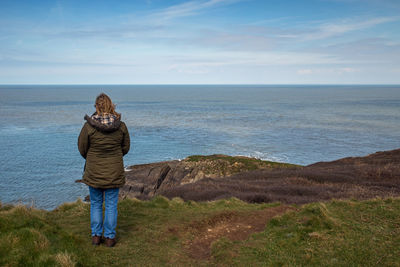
[184, 154, 300, 177]
[1, 197, 399, 266]
[185, 154, 299, 167]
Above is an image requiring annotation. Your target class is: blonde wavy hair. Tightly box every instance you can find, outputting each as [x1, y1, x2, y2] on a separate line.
[94, 93, 121, 119]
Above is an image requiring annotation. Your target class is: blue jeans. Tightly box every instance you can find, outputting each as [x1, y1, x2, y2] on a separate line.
[89, 186, 120, 239]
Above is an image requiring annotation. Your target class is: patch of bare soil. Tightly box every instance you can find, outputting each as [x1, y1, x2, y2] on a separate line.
[184, 205, 295, 260]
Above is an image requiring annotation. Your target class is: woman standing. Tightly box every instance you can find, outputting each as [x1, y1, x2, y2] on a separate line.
[78, 93, 130, 247]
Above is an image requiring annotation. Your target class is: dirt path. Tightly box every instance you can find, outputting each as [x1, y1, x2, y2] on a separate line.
[183, 205, 295, 259]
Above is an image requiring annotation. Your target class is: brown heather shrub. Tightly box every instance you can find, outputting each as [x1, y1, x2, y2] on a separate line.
[161, 149, 400, 204]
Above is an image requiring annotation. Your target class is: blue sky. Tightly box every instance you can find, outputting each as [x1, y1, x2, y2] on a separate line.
[1, 0, 399, 84]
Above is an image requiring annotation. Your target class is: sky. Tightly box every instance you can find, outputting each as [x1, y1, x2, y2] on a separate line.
[0, 0, 399, 84]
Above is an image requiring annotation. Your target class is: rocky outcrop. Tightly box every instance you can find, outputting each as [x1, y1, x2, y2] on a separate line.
[161, 149, 400, 204]
[119, 149, 400, 204]
[119, 155, 297, 200]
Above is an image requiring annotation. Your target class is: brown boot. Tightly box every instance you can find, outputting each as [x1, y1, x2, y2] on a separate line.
[105, 237, 116, 247]
[92, 235, 101, 246]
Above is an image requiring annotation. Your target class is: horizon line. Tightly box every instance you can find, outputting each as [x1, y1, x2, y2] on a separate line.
[1, 83, 400, 86]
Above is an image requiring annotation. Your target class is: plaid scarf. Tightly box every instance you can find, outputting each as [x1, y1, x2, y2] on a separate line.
[91, 113, 117, 126]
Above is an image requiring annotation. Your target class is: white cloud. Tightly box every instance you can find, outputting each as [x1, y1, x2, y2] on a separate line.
[306, 38, 400, 64]
[304, 17, 399, 40]
[339, 67, 358, 73]
[297, 69, 313, 75]
[241, 16, 399, 43]
[297, 67, 359, 75]
[150, 0, 241, 21]
[168, 64, 209, 74]
[391, 68, 400, 73]
[192, 30, 275, 51]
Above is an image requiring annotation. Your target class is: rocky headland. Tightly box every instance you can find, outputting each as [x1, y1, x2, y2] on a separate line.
[119, 155, 297, 200]
[119, 149, 400, 204]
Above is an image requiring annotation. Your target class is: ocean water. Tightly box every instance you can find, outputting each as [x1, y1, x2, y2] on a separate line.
[0, 85, 399, 209]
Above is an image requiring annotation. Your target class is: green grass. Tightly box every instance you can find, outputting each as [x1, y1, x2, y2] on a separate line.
[186, 154, 299, 167]
[1, 197, 399, 266]
[214, 198, 400, 266]
[185, 154, 299, 176]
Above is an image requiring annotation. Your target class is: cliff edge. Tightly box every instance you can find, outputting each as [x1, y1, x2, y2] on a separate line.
[120, 155, 297, 200]
[120, 149, 400, 204]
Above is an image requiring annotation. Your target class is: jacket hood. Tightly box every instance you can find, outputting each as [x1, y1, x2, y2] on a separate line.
[84, 113, 121, 133]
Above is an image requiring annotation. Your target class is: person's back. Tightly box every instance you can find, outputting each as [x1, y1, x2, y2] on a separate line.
[78, 93, 130, 247]
[79, 113, 129, 188]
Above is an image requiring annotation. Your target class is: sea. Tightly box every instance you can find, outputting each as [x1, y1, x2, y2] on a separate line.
[1, 85, 399, 210]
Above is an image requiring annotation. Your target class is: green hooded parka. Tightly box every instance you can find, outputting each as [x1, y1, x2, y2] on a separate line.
[78, 114, 130, 188]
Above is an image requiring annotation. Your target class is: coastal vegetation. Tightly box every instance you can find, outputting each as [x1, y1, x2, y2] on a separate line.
[185, 154, 299, 175]
[1, 197, 399, 266]
[3, 149, 400, 266]
[119, 154, 301, 201]
[123, 149, 400, 204]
